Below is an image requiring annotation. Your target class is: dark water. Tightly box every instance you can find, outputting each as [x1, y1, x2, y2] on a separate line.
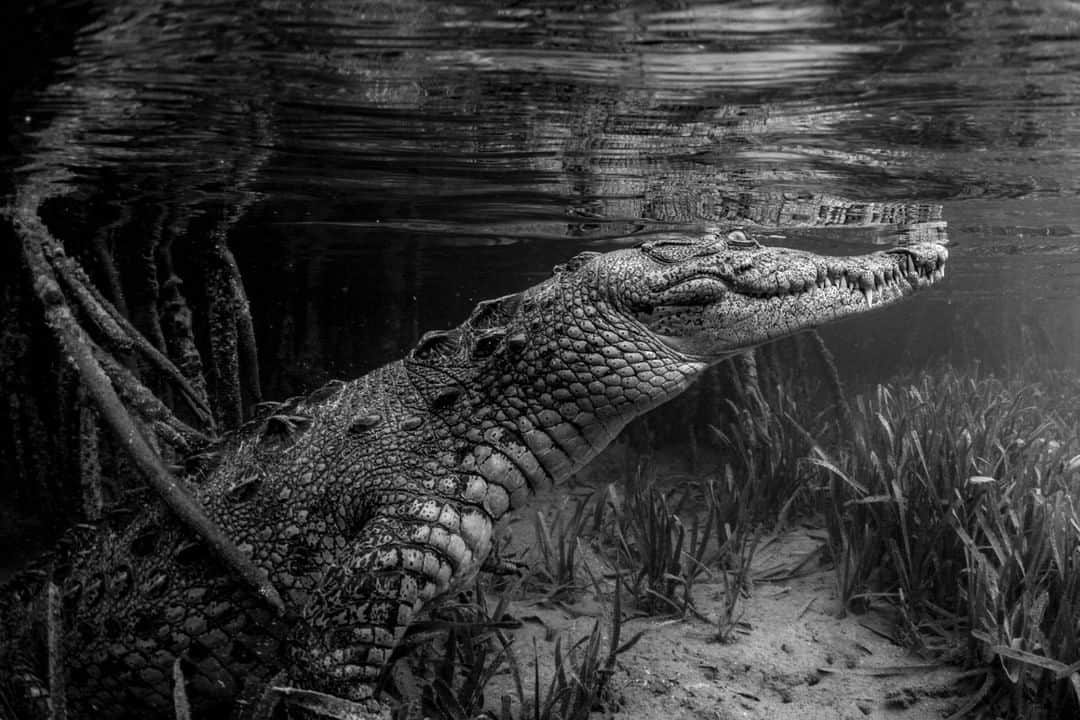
[8, 0, 1080, 390]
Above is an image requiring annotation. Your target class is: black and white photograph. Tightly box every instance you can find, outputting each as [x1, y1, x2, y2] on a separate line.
[1, 2, 1078, 718]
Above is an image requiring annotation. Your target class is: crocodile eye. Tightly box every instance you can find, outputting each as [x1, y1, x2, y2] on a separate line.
[639, 237, 700, 264]
[726, 230, 761, 248]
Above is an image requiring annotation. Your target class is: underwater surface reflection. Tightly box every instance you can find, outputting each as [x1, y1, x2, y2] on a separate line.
[9, 0, 1078, 391]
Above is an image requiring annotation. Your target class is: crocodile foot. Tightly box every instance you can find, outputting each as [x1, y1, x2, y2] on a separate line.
[231, 673, 391, 720]
[481, 553, 529, 577]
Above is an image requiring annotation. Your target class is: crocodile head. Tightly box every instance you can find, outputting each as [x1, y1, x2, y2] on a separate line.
[397, 228, 948, 508]
[593, 229, 948, 359]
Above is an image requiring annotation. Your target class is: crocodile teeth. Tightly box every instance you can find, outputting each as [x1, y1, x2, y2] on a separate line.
[905, 255, 916, 276]
[863, 287, 875, 307]
[932, 268, 944, 282]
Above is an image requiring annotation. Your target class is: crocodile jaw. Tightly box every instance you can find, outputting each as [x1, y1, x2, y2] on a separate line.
[636, 239, 948, 359]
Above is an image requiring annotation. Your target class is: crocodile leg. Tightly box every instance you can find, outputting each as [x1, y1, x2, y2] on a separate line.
[289, 505, 493, 705]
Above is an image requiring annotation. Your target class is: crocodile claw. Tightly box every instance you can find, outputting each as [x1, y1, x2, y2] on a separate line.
[274, 686, 391, 720]
[236, 676, 391, 720]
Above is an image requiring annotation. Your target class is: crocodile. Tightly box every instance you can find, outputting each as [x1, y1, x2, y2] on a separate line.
[0, 229, 948, 719]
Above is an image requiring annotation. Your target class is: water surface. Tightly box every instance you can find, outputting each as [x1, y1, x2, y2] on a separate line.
[10, 0, 1080, 388]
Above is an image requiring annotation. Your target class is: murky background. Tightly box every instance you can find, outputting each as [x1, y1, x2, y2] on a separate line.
[3, 0, 1079, 543]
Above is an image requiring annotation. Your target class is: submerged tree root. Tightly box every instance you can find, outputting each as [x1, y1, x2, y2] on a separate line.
[76, 388, 104, 522]
[158, 210, 212, 406]
[91, 344, 209, 453]
[46, 580, 67, 720]
[13, 187, 284, 616]
[207, 244, 244, 429]
[226, 243, 262, 409]
[207, 227, 262, 426]
[51, 244, 216, 432]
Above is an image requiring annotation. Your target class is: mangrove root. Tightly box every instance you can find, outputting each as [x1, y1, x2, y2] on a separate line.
[14, 189, 284, 616]
[51, 247, 216, 432]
